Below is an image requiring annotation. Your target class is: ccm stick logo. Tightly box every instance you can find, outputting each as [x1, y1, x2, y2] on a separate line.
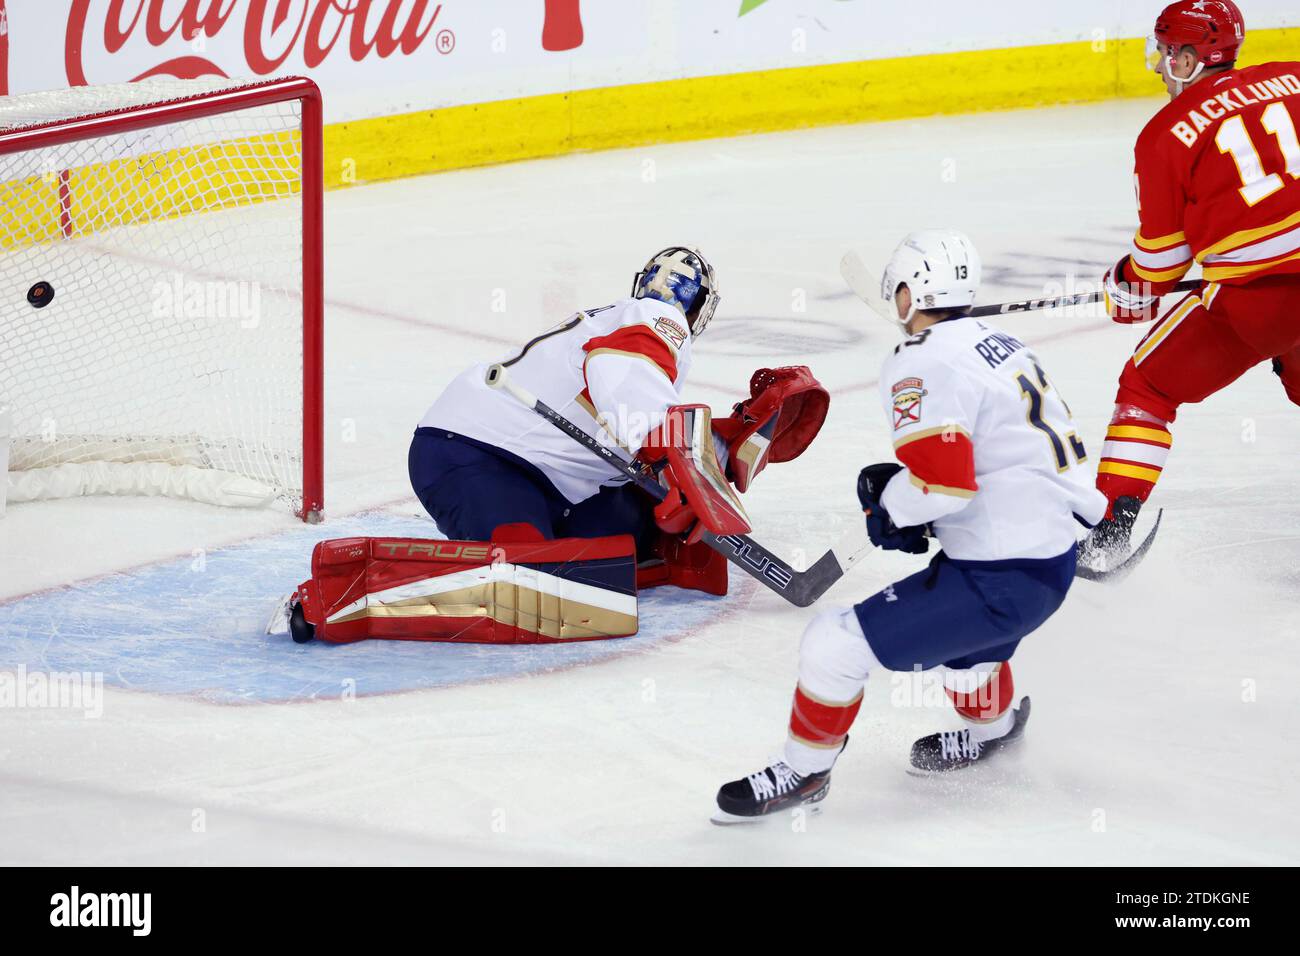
[715, 534, 793, 588]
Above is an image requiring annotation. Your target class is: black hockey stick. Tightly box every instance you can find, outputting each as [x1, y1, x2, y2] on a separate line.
[970, 284, 1199, 317]
[840, 250, 1199, 319]
[484, 363, 867, 606]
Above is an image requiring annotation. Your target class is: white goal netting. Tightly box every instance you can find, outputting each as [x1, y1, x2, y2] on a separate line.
[0, 78, 318, 517]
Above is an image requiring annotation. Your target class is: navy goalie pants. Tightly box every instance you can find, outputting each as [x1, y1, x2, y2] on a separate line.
[408, 428, 655, 549]
[854, 548, 1077, 671]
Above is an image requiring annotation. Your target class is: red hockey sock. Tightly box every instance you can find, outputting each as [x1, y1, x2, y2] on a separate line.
[1096, 405, 1172, 516]
[946, 662, 1014, 723]
[789, 683, 863, 750]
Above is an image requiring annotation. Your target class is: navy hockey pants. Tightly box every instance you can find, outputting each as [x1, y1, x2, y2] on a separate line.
[408, 428, 656, 549]
[854, 548, 1077, 671]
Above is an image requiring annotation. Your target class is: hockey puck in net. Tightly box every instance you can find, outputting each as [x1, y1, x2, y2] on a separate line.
[27, 281, 55, 309]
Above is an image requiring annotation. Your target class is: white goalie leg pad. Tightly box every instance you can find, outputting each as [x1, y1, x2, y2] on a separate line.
[783, 607, 882, 776]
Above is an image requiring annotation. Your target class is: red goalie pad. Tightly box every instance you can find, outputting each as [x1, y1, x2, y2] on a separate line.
[713, 366, 829, 492]
[295, 535, 638, 644]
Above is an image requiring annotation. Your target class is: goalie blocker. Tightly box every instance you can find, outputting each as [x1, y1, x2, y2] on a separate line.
[637, 366, 829, 594]
[287, 533, 639, 644]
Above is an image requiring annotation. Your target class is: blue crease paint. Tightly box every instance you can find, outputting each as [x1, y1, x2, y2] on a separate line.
[0, 512, 726, 704]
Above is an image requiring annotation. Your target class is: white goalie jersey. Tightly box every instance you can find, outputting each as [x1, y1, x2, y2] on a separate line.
[878, 317, 1107, 562]
[420, 297, 693, 503]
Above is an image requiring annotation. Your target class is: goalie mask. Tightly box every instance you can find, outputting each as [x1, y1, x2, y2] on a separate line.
[633, 246, 720, 336]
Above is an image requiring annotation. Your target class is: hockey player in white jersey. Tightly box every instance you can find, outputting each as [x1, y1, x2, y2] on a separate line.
[714, 231, 1107, 822]
[410, 247, 828, 599]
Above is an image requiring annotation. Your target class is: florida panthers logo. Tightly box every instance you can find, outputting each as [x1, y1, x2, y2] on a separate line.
[891, 377, 927, 430]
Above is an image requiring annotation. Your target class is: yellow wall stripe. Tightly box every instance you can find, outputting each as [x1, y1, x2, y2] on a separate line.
[5, 29, 1296, 242]
[322, 27, 1300, 187]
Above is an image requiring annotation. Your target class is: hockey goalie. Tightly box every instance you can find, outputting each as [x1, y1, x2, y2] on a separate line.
[280, 247, 828, 645]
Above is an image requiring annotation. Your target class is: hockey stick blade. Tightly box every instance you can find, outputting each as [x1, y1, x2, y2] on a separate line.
[703, 532, 865, 607]
[839, 250, 895, 322]
[1074, 508, 1162, 583]
[485, 363, 863, 606]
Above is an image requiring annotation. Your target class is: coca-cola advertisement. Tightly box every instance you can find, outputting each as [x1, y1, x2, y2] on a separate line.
[1, 0, 622, 121]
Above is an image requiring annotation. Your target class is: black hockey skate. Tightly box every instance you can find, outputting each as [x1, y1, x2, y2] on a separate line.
[712, 740, 846, 825]
[908, 697, 1031, 775]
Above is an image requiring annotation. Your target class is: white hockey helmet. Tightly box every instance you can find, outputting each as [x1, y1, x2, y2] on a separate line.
[632, 246, 720, 335]
[880, 229, 981, 328]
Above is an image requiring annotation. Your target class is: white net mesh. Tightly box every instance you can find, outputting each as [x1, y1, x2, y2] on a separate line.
[0, 78, 311, 515]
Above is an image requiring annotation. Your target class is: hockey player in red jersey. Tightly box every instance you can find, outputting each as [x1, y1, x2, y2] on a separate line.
[1083, 0, 1300, 565]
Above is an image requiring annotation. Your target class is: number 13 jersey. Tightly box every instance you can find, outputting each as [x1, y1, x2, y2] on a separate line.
[878, 317, 1107, 562]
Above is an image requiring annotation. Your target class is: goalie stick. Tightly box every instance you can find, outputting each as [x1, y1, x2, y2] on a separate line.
[838, 249, 1166, 582]
[484, 363, 869, 607]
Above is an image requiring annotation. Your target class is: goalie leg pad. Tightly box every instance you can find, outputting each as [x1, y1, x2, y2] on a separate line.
[636, 531, 729, 596]
[296, 534, 638, 644]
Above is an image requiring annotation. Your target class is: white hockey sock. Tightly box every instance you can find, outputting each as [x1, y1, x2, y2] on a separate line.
[782, 608, 880, 777]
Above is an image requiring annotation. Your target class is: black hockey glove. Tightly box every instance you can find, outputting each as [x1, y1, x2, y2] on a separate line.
[856, 462, 930, 554]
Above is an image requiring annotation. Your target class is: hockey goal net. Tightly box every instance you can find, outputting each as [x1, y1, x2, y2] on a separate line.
[0, 76, 323, 521]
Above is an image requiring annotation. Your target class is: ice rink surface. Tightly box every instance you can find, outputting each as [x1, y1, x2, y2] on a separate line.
[2, 98, 1298, 865]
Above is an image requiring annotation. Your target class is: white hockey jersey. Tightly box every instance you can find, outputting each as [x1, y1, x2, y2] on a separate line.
[420, 297, 693, 503]
[878, 317, 1107, 561]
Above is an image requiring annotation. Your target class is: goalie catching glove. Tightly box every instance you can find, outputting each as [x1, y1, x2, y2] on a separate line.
[712, 365, 830, 492]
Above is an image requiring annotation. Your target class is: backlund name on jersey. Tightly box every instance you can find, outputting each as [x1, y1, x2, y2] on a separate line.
[1167, 72, 1300, 146]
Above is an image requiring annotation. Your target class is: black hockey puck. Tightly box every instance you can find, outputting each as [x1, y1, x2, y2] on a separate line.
[27, 281, 54, 308]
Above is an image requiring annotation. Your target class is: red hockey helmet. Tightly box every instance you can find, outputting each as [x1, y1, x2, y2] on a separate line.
[1152, 0, 1245, 67]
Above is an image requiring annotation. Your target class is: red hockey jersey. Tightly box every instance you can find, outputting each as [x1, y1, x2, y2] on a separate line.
[1125, 62, 1300, 290]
